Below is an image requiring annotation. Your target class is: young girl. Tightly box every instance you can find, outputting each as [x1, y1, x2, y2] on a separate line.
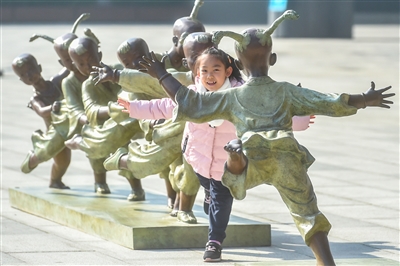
[118, 47, 312, 262]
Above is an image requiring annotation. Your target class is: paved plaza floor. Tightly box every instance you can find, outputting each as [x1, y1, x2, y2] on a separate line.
[1, 23, 399, 265]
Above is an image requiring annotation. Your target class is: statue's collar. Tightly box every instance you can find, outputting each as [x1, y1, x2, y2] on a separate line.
[246, 76, 274, 85]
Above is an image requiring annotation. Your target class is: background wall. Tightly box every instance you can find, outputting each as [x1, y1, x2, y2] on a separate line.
[1, 0, 399, 24]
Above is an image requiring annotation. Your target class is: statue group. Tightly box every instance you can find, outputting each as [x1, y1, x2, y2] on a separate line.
[13, 1, 394, 264]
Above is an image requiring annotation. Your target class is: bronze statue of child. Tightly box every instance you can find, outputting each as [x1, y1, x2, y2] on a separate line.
[64, 37, 153, 201]
[66, 35, 144, 195]
[137, 10, 395, 265]
[15, 13, 91, 189]
[12, 53, 71, 189]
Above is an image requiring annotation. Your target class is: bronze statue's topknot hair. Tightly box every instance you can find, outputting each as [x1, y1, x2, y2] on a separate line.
[83, 28, 100, 45]
[189, 0, 204, 19]
[70, 13, 90, 33]
[29, 13, 90, 43]
[212, 10, 299, 52]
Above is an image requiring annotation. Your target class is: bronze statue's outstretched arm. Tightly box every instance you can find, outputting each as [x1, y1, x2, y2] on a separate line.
[139, 52, 182, 101]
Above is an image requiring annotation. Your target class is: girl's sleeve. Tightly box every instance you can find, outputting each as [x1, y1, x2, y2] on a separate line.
[128, 97, 176, 120]
[291, 116, 311, 131]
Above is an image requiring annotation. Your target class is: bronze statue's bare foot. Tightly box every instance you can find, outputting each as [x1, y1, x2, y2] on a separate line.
[64, 134, 82, 150]
[94, 182, 111, 194]
[224, 139, 247, 175]
[127, 188, 145, 201]
[49, 180, 70, 189]
[103, 147, 127, 171]
[167, 198, 175, 211]
[20, 150, 37, 174]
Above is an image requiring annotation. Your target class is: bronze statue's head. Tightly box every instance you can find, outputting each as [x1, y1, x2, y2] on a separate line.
[12, 53, 43, 85]
[68, 36, 101, 76]
[53, 33, 78, 71]
[182, 32, 215, 72]
[117, 37, 150, 70]
[172, 0, 206, 56]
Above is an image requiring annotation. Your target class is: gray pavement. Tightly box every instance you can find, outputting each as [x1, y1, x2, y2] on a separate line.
[1, 23, 399, 265]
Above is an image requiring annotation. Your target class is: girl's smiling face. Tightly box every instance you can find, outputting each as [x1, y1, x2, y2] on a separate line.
[197, 54, 232, 92]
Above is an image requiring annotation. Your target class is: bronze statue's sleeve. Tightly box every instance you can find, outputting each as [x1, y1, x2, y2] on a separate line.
[118, 69, 167, 99]
[172, 71, 193, 86]
[173, 85, 232, 124]
[287, 84, 358, 117]
[118, 68, 193, 99]
[62, 74, 85, 122]
[82, 80, 101, 125]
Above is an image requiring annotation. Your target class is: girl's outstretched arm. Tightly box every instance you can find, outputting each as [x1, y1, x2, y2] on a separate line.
[139, 51, 183, 102]
[118, 97, 175, 120]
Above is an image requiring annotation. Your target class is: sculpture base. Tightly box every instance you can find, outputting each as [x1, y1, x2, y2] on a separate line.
[9, 186, 271, 250]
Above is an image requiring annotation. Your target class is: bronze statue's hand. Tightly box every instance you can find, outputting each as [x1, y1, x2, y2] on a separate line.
[149, 119, 166, 129]
[224, 139, 243, 154]
[91, 62, 115, 85]
[364, 81, 394, 109]
[52, 101, 61, 113]
[79, 114, 89, 125]
[139, 51, 167, 80]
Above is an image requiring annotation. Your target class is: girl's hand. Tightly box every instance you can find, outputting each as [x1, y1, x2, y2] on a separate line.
[309, 115, 315, 126]
[117, 98, 130, 113]
[139, 51, 168, 80]
[364, 81, 394, 109]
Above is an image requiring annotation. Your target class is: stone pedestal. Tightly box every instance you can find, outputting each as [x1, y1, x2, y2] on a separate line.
[9, 186, 271, 250]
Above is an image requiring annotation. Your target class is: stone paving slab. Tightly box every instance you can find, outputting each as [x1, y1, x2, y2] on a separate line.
[235, 257, 400, 265]
[9, 186, 271, 250]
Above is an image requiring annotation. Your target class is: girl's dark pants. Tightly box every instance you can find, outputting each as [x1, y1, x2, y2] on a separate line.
[197, 173, 233, 244]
